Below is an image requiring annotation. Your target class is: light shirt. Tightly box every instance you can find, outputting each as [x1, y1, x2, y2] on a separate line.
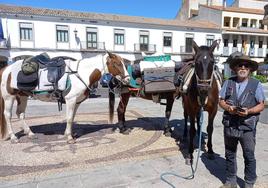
[219, 78, 266, 103]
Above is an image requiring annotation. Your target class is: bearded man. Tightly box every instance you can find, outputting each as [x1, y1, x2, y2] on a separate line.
[219, 52, 265, 188]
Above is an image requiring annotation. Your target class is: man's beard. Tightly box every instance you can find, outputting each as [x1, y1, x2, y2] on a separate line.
[237, 70, 250, 78]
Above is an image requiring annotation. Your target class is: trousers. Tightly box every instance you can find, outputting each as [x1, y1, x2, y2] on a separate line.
[224, 129, 256, 184]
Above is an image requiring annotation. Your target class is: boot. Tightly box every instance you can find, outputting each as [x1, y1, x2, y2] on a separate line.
[219, 183, 237, 188]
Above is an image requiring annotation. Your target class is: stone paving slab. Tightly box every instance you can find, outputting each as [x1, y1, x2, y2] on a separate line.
[0, 98, 267, 188]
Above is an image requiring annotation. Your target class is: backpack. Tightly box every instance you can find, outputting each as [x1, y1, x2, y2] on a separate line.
[21, 57, 39, 75]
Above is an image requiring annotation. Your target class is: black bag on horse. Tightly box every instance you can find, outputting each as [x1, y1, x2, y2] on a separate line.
[17, 70, 38, 91]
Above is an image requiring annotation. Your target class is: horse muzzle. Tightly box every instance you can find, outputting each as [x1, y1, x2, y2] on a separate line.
[115, 75, 130, 85]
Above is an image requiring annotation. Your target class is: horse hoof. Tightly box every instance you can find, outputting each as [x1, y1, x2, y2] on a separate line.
[28, 134, 38, 140]
[112, 127, 120, 133]
[67, 138, 76, 144]
[185, 158, 192, 165]
[207, 153, 215, 160]
[164, 130, 172, 137]
[120, 128, 130, 135]
[11, 137, 19, 144]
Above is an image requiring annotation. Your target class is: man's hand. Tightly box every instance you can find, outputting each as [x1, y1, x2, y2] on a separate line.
[236, 107, 248, 117]
[228, 106, 237, 115]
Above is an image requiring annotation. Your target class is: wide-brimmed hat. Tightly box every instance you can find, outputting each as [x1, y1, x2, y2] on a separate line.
[226, 51, 258, 72]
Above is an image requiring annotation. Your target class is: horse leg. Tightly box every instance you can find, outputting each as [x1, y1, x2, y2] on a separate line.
[65, 98, 77, 144]
[117, 93, 130, 134]
[3, 96, 18, 143]
[16, 96, 36, 139]
[183, 109, 188, 142]
[163, 94, 174, 137]
[206, 111, 216, 160]
[186, 116, 196, 165]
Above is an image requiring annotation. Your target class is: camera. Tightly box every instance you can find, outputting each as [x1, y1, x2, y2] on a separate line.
[236, 106, 245, 112]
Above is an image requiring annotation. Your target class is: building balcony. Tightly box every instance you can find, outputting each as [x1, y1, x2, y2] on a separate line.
[249, 48, 255, 57]
[0, 39, 8, 49]
[80, 42, 105, 51]
[223, 47, 229, 56]
[180, 46, 193, 54]
[237, 26, 260, 32]
[134, 43, 156, 53]
[258, 48, 264, 57]
[232, 47, 238, 53]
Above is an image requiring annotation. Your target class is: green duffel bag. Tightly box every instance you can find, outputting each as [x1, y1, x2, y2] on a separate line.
[21, 57, 39, 75]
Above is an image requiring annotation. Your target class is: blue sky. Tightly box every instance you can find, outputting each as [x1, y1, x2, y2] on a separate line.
[0, 0, 234, 19]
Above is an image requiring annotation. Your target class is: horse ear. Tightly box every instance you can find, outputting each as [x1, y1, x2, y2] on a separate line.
[192, 40, 199, 54]
[107, 51, 113, 58]
[209, 40, 219, 53]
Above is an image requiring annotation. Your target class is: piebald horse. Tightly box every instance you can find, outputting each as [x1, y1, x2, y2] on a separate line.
[0, 52, 130, 144]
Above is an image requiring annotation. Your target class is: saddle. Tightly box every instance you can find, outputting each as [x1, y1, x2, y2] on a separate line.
[35, 53, 66, 84]
[17, 53, 66, 92]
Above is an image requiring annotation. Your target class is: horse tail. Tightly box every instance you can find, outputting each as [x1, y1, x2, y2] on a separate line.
[0, 66, 7, 139]
[108, 80, 115, 124]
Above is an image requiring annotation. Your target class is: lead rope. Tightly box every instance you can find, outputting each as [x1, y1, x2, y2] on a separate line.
[160, 107, 204, 187]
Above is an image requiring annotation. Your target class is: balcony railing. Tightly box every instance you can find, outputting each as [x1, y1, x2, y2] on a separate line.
[249, 48, 255, 57]
[258, 48, 264, 57]
[232, 47, 238, 53]
[223, 47, 229, 56]
[80, 42, 105, 51]
[0, 39, 8, 49]
[134, 43, 156, 53]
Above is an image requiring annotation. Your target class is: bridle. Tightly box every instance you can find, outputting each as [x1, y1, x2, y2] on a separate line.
[106, 56, 130, 83]
[194, 52, 215, 92]
[194, 54, 216, 107]
[195, 64, 215, 91]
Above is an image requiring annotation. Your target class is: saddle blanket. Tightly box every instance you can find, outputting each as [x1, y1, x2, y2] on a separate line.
[10, 60, 68, 92]
[139, 60, 175, 72]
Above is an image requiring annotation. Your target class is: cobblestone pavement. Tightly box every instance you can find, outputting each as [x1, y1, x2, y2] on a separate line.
[0, 98, 267, 188]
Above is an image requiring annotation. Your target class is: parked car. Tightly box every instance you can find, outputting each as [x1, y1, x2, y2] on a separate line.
[100, 73, 113, 87]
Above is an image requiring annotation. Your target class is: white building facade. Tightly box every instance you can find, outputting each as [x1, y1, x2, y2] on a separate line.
[0, 1, 267, 76]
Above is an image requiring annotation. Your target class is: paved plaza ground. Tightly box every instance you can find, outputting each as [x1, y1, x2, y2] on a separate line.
[0, 93, 267, 188]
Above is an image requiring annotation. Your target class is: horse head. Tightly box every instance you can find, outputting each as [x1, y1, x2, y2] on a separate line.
[106, 52, 130, 85]
[192, 40, 218, 106]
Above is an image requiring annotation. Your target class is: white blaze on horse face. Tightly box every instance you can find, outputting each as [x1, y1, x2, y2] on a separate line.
[204, 56, 207, 60]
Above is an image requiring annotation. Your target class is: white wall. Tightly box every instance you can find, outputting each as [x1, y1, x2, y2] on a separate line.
[237, 0, 267, 9]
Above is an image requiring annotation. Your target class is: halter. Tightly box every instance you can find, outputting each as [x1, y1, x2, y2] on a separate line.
[194, 55, 216, 107]
[195, 64, 215, 91]
[105, 54, 130, 85]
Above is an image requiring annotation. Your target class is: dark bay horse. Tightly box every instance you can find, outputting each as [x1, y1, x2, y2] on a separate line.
[181, 40, 221, 164]
[108, 57, 177, 136]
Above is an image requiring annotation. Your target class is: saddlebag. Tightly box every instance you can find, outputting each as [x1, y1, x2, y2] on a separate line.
[17, 71, 38, 91]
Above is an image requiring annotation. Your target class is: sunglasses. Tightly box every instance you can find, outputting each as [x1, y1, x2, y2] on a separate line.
[237, 64, 249, 68]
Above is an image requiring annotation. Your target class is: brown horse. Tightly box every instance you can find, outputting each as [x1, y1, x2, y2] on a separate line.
[182, 40, 221, 164]
[108, 57, 177, 136]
